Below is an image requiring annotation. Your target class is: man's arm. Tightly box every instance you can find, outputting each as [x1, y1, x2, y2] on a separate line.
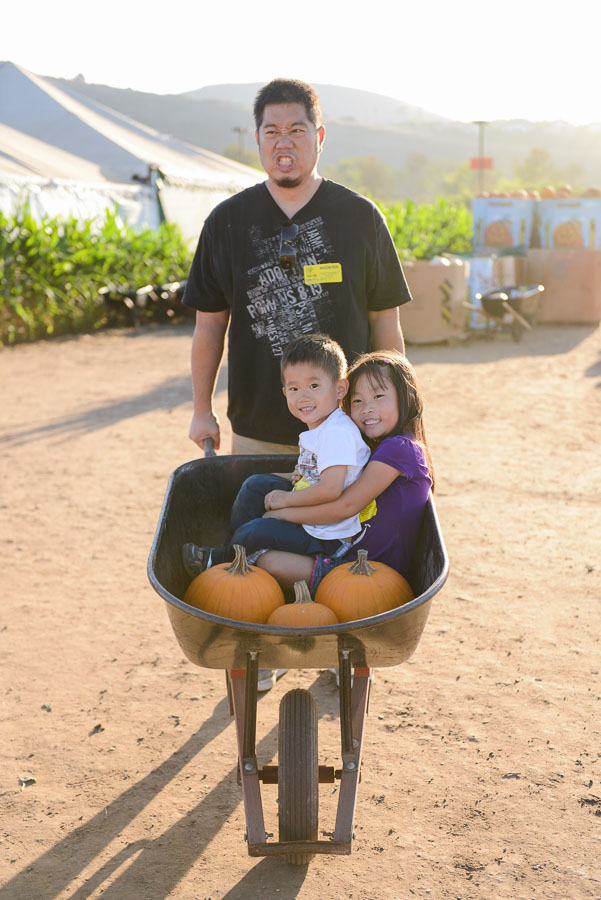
[189, 309, 230, 450]
[369, 306, 405, 354]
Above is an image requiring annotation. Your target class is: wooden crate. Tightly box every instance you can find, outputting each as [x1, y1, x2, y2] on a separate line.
[526, 249, 601, 323]
[401, 260, 467, 343]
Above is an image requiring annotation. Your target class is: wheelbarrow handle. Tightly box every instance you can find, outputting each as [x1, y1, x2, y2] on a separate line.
[203, 437, 217, 457]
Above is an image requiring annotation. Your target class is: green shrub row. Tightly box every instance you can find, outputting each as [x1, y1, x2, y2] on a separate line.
[0, 206, 193, 345]
[381, 197, 473, 260]
[1, 197, 473, 345]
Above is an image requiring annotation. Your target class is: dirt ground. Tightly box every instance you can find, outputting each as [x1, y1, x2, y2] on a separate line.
[1, 319, 600, 900]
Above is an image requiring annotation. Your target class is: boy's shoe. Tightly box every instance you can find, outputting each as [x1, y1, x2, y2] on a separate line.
[182, 543, 211, 578]
[257, 669, 288, 692]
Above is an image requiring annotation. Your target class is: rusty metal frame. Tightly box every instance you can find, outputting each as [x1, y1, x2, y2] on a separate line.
[228, 650, 371, 858]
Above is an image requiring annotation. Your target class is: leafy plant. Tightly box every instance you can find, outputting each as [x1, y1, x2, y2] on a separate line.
[381, 198, 473, 260]
[0, 206, 193, 345]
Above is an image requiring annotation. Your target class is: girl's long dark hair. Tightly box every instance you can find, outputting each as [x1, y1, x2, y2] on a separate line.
[342, 350, 435, 489]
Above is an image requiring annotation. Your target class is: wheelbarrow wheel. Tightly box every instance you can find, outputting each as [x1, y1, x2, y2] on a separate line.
[278, 688, 318, 864]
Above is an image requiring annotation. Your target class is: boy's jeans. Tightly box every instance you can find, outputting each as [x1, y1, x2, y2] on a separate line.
[228, 473, 291, 532]
[211, 473, 349, 565]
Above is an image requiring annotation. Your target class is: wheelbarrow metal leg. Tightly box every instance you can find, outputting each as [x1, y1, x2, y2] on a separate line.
[229, 651, 266, 846]
[338, 648, 353, 755]
[334, 663, 371, 844]
[242, 651, 259, 764]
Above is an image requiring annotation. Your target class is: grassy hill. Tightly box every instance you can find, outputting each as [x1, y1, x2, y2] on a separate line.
[50, 77, 601, 191]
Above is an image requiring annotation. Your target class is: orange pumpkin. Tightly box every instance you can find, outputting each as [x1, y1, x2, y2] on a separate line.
[556, 184, 573, 198]
[540, 186, 556, 199]
[183, 544, 285, 623]
[266, 580, 339, 627]
[315, 550, 414, 622]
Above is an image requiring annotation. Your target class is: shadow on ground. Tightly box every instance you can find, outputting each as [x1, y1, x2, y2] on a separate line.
[408, 324, 598, 367]
[0, 674, 345, 899]
[585, 351, 601, 387]
[0, 368, 227, 448]
[0, 697, 234, 900]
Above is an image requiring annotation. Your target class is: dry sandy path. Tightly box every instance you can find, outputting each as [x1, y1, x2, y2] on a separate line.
[1, 321, 600, 899]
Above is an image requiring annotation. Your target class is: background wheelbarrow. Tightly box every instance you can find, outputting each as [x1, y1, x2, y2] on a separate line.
[465, 283, 545, 341]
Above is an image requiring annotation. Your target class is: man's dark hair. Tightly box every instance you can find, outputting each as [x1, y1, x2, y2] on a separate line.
[281, 334, 346, 382]
[253, 78, 322, 129]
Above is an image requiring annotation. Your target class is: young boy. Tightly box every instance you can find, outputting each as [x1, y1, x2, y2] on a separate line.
[182, 334, 370, 575]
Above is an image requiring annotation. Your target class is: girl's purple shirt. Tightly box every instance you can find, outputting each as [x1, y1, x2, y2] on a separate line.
[349, 434, 432, 577]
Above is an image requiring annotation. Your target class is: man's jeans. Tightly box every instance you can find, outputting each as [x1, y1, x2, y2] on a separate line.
[210, 473, 347, 565]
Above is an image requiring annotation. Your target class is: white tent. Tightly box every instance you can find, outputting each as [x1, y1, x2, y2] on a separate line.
[0, 121, 161, 229]
[0, 61, 263, 241]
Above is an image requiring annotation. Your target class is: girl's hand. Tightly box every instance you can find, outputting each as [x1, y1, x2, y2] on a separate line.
[291, 467, 301, 485]
[264, 490, 290, 510]
[263, 509, 284, 519]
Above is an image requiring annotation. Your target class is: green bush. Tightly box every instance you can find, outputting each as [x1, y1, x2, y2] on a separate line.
[0, 206, 193, 345]
[1, 198, 474, 345]
[381, 198, 473, 260]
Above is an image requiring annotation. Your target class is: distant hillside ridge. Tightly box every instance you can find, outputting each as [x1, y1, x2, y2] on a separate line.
[181, 82, 453, 127]
[48, 76, 601, 186]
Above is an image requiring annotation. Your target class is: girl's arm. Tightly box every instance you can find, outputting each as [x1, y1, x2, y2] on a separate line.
[264, 460, 401, 525]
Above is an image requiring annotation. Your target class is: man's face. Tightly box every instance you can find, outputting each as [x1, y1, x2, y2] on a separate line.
[256, 102, 325, 189]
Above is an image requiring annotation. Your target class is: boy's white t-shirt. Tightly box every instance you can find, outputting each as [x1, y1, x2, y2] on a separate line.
[295, 407, 370, 540]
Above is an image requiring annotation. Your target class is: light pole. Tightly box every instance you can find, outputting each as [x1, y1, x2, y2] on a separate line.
[472, 120, 489, 194]
[232, 126, 248, 154]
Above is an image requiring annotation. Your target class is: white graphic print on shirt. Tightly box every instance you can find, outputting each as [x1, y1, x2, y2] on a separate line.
[296, 448, 319, 486]
[245, 217, 337, 357]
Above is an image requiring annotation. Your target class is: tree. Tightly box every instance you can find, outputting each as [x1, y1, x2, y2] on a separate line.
[514, 148, 558, 187]
[323, 156, 400, 202]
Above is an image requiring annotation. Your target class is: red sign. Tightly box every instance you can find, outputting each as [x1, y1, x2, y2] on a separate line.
[470, 157, 493, 170]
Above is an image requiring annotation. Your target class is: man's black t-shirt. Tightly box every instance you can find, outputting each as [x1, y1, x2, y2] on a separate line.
[183, 179, 412, 445]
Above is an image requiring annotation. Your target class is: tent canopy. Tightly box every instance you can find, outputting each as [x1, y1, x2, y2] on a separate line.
[0, 61, 263, 239]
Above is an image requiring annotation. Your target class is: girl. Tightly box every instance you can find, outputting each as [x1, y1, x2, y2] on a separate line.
[258, 349, 434, 593]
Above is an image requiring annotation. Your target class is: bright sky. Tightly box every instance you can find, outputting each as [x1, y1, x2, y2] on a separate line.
[3, 0, 599, 125]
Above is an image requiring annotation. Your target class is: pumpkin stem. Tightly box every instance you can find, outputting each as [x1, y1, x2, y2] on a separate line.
[293, 580, 313, 604]
[225, 544, 251, 575]
[348, 549, 376, 576]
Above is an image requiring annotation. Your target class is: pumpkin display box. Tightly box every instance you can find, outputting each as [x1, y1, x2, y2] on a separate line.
[472, 197, 535, 252]
[538, 197, 601, 250]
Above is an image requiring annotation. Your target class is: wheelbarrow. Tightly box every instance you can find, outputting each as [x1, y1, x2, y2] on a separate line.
[147, 453, 449, 863]
[464, 283, 545, 341]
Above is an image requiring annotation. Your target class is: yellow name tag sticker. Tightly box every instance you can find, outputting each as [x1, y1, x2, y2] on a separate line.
[304, 263, 342, 284]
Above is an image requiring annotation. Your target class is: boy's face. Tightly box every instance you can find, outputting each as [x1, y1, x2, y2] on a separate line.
[282, 362, 348, 430]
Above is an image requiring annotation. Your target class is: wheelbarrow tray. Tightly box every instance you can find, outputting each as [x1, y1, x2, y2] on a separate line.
[148, 455, 449, 671]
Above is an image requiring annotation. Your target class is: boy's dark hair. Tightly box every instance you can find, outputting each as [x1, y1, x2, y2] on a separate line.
[254, 78, 322, 129]
[280, 334, 347, 383]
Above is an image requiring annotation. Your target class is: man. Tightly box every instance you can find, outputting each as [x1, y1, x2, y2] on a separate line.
[182, 77, 412, 455]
